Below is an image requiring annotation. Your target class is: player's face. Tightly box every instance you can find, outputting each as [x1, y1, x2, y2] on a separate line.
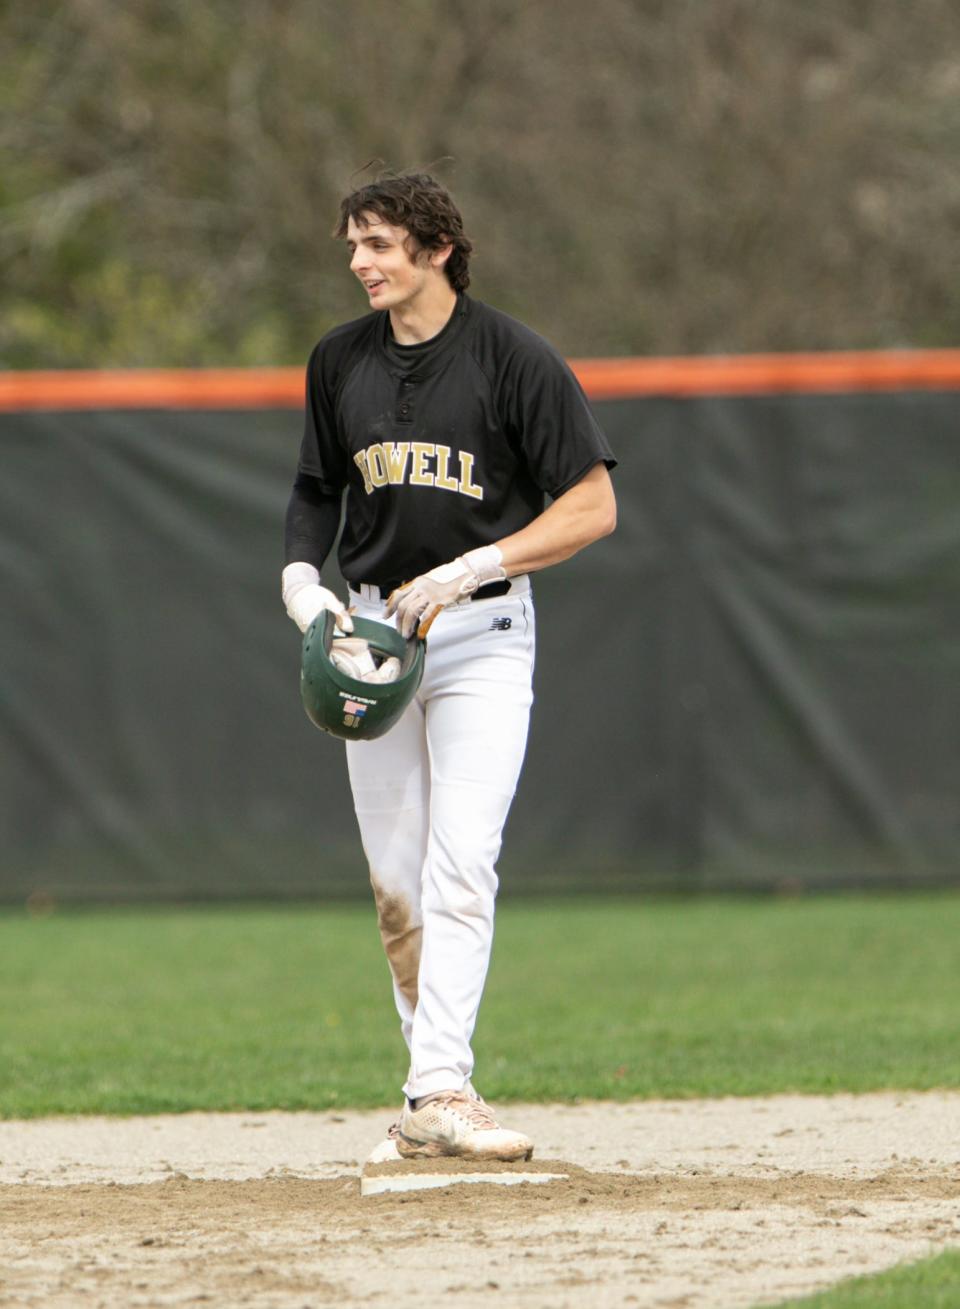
[346, 214, 444, 313]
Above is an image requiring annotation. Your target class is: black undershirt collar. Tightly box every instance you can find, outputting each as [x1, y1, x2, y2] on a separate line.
[381, 294, 467, 375]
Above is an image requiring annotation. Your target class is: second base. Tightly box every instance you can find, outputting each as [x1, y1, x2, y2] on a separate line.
[361, 1168, 568, 1196]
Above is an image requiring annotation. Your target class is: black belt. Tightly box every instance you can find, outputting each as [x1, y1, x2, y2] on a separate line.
[358, 578, 513, 601]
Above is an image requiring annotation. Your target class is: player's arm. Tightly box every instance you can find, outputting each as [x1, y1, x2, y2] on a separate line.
[386, 463, 616, 638]
[281, 474, 352, 633]
[495, 461, 616, 575]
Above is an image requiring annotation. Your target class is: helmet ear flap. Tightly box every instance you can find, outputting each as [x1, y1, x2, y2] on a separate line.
[300, 612, 425, 740]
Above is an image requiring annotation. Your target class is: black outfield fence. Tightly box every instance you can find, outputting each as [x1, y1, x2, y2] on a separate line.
[2, 354, 958, 903]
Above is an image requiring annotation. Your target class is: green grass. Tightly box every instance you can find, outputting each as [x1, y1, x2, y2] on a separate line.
[0, 893, 958, 1116]
[761, 1249, 960, 1308]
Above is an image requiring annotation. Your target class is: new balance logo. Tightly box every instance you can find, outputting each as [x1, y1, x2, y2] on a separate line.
[490, 617, 512, 631]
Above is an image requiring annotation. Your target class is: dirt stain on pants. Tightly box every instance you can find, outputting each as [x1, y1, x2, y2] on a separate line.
[370, 882, 422, 1011]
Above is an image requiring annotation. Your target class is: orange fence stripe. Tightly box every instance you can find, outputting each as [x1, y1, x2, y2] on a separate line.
[1, 351, 960, 411]
[572, 350, 960, 399]
[0, 368, 304, 412]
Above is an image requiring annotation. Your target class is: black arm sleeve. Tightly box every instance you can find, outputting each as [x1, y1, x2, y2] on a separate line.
[283, 474, 343, 569]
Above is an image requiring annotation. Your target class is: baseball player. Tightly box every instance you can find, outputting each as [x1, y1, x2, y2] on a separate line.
[282, 172, 616, 1163]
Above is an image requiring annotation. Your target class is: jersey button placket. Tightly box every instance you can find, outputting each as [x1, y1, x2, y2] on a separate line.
[396, 377, 416, 424]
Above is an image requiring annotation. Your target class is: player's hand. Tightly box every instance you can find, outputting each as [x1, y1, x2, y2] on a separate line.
[281, 562, 353, 634]
[385, 546, 506, 639]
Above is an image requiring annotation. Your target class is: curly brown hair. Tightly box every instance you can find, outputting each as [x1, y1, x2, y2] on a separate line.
[333, 172, 473, 292]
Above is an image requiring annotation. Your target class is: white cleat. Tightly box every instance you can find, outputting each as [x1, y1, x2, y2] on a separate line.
[397, 1092, 534, 1162]
[364, 1084, 490, 1166]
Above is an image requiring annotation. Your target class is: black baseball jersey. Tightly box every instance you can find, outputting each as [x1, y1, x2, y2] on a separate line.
[297, 294, 616, 588]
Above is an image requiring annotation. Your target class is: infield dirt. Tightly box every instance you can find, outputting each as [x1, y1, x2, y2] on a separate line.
[1, 1092, 958, 1308]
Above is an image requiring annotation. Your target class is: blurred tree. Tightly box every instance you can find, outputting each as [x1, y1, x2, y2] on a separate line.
[1, 0, 958, 366]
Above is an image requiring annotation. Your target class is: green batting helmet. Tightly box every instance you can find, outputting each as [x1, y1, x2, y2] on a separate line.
[300, 610, 425, 741]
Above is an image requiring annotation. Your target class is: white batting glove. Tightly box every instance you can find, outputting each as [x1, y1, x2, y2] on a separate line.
[328, 637, 377, 679]
[329, 637, 402, 683]
[385, 545, 506, 639]
[281, 562, 353, 634]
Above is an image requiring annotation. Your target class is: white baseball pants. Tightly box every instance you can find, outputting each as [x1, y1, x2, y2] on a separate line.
[345, 580, 535, 1101]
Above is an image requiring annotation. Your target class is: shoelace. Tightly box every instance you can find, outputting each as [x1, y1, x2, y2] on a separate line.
[430, 1092, 497, 1128]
